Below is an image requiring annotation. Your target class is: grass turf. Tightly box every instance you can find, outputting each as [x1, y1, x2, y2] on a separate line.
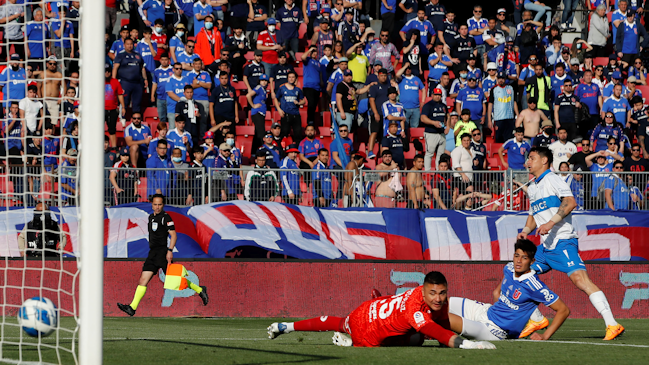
[1, 318, 648, 364]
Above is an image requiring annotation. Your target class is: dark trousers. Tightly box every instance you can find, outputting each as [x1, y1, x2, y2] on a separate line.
[231, 54, 246, 80]
[562, 123, 578, 142]
[186, 120, 200, 148]
[2, 38, 25, 62]
[121, 80, 143, 113]
[592, 45, 608, 58]
[303, 88, 320, 127]
[306, 15, 318, 40]
[381, 12, 396, 35]
[299, 156, 317, 185]
[495, 118, 516, 143]
[251, 112, 266, 152]
[281, 113, 302, 143]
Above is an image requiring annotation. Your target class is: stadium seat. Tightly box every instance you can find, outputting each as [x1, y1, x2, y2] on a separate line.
[236, 126, 255, 136]
[410, 128, 424, 139]
[318, 127, 331, 137]
[238, 95, 248, 109]
[143, 107, 158, 120]
[404, 143, 416, 160]
[231, 81, 247, 91]
[137, 178, 148, 202]
[593, 57, 608, 67]
[487, 157, 502, 170]
[637, 85, 649, 100]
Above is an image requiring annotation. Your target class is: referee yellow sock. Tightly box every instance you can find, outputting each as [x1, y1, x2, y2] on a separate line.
[129, 285, 147, 310]
[187, 280, 202, 294]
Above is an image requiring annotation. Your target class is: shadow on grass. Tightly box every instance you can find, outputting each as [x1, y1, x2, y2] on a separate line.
[105, 338, 341, 364]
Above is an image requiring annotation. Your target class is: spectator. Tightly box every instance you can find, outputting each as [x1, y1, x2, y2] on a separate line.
[167, 147, 189, 205]
[124, 112, 152, 167]
[302, 46, 323, 126]
[449, 25, 477, 75]
[519, 55, 543, 108]
[195, 15, 223, 68]
[549, 127, 578, 171]
[276, 71, 305, 141]
[136, 27, 158, 77]
[109, 146, 140, 206]
[373, 149, 399, 208]
[523, 0, 552, 27]
[395, 63, 425, 129]
[113, 38, 147, 114]
[248, 74, 270, 150]
[270, 52, 294, 98]
[381, 120, 405, 169]
[616, 10, 649, 70]
[455, 75, 484, 135]
[347, 41, 370, 87]
[454, 109, 478, 146]
[151, 53, 173, 125]
[338, 9, 360, 53]
[335, 69, 357, 130]
[19, 84, 45, 137]
[569, 139, 593, 172]
[331, 125, 353, 169]
[449, 66, 468, 99]
[603, 71, 628, 100]
[406, 154, 429, 209]
[588, 4, 610, 58]
[525, 64, 552, 118]
[103, 67, 126, 147]
[175, 85, 204, 147]
[209, 72, 239, 135]
[42, 123, 59, 171]
[312, 148, 333, 207]
[624, 142, 649, 174]
[381, 86, 406, 138]
[466, 54, 483, 81]
[499, 127, 531, 171]
[60, 148, 78, 206]
[567, 58, 584, 83]
[26, 8, 50, 71]
[311, 14, 334, 58]
[516, 98, 551, 141]
[585, 150, 614, 207]
[0, 0, 26, 62]
[367, 68, 390, 158]
[244, 150, 279, 201]
[421, 87, 447, 170]
[258, 130, 281, 168]
[439, 8, 458, 49]
[214, 142, 240, 201]
[148, 121, 175, 159]
[532, 120, 558, 148]
[633, 96, 649, 156]
[3, 102, 23, 164]
[471, 128, 487, 174]
[298, 124, 323, 176]
[628, 58, 647, 85]
[431, 159, 453, 209]
[165, 62, 186, 129]
[488, 71, 519, 143]
[451, 133, 475, 192]
[557, 162, 584, 209]
[341, 151, 365, 208]
[187, 58, 211, 136]
[51, 5, 75, 70]
[61, 120, 79, 158]
[626, 77, 643, 105]
[427, 42, 452, 90]
[628, 173, 645, 210]
[545, 36, 563, 68]
[194, 0, 213, 37]
[256, 18, 282, 75]
[0, 54, 26, 109]
[280, 143, 301, 205]
[224, 25, 250, 83]
[575, 70, 603, 134]
[554, 79, 581, 140]
[146, 139, 174, 198]
[187, 147, 208, 205]
[445, 111, 458, 154]
[467, 5, 489, 61]
[276, 0, 303, 61]
[246, 0, 268, 46]
[380, 0, 397, 35]
[604, 161, 631, 210]
[369, 30, 400, 73]
[495, 7, 514, 36]
[602, 136, 625, 164]
[400, 9, 435, 62]
[601, 84, 630, 130]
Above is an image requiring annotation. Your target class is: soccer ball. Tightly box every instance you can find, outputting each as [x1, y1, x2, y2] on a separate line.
[18, 297, 58, 337]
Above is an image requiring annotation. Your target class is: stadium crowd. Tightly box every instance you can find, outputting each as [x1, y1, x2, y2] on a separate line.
[1, 0, 649, 210]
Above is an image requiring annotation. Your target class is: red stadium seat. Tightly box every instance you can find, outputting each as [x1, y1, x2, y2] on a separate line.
[143, 107, 158, 120]
[594, 57, 608, 67]
[318, 127, 331, 137]
[236, 126, 255, 136]
[637, 85, 649, 101]
[237, 136, 253, 159]
[410, 128, 424, 139]
[487, 157, 502, 170]
[231, 81, 247, 91]
[137, 178, 148, 202]
[238, 95, 248, 108]
[404, 143, 416, 160]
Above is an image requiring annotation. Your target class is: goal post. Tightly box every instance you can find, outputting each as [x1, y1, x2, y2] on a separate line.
[78, 1, 106, 364]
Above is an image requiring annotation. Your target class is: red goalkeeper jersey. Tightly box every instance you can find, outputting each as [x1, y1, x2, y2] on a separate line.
[344, 286, 453, 347]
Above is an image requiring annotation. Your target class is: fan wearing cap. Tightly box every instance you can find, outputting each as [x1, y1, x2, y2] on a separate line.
[59, 147, 78, 206]
[280, 143, 301, 205]
[531, 119, 558, 148]
[109, 146, 139, 206]
[168, 23, 187, 64]
[270, 51, 296, 98]
[338, 8, 361, 53]
[566, 58, 584, 83]
[243, 49, 266, 93]
[311, 9, 335, 58]
[248, 74, 270, 151]
[258, 130, 282, 168]
[482, 62, 498, 98]
[625, 76, 643, 103]
[326, 56, 349, 103]
[109, 25, 131, 61]
[256, 18, 283, 75]
[381, 86, 406, 138]
[0, 53, 26, 108]
[199, 130, 217, 168]
[381, 120, 405, 168]
[553, 79, 581, 141]
[615, 9, 649, 70]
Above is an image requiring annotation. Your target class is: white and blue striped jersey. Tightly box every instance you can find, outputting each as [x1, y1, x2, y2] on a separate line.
[487, 263, 559, 338]
[526, 170, 578, 250]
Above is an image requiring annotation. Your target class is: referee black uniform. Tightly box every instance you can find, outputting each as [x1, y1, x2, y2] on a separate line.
[143, 209, 175, 273]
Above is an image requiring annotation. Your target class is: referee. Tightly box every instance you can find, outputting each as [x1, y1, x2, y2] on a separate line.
[117, 194, 208, 316]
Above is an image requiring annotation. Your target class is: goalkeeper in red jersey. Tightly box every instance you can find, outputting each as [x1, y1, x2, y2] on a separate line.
[267, 271, 496, 349]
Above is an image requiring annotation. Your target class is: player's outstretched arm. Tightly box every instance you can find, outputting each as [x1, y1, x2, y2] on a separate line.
[537, 196, 577, 235]
[529, 299, 570, 341]
[419, 322, 496, 349]
[517, 215, 537, 240]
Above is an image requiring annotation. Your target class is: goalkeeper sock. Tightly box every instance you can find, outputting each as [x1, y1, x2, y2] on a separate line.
[589, 291, 617, 327]
[129, 285, 147, 310]
[293, 316, 345, 332]
[186, 280, 203, 294]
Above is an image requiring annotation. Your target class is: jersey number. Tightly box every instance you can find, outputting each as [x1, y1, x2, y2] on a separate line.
[378, 295, 404, 320]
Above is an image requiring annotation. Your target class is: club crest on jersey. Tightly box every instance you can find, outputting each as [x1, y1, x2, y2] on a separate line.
[507, 89, 512, 95]
[152, 222, 158, 231]
[513, 289, 522, 300]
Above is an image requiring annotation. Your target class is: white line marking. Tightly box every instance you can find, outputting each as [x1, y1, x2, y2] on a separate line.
[515, 339, 649, 348]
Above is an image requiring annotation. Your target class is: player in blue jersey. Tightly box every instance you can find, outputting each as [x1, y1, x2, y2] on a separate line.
[449, 239, 570, 340]
[518, 147, 624, 340]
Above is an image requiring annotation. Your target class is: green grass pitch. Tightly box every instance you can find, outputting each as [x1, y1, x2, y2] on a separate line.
[1, 318, 648, 364]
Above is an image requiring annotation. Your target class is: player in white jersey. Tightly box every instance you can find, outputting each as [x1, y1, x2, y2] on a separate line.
[448, 239, 570, 341]
[517, 147, 624, 341]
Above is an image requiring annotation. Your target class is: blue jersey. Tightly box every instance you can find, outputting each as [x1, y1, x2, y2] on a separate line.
[381, 101, 405, 135]
[166, 75, 187, 114]
[312, 160, 333, 199]
[574, 82, 601, 115]
[601, 96, 630, 128]
[298, 138, 323, 158]
[277, 85, 304, 116]
[148, 138, 174, 159]
[50, 20, 74, 49]
[563, 174, 584, 209]
[603, 83, 629, 98]
[251, 85, 268, 116]
[487, 263, 559, 338]
[185, 70, 211, 101]
[201, 143, 217, 168]
[502, 138, 531, 170]
[259, 144, 281, 168]
[26, 21, 50, 59]
[398, 75, 424, 109]
[169, 36, 185, 57]
[328, 69, 343, 104]
[456, 86, 484, 121]
[0, 67, 26, 104]
[60, 159, 77, 201]
[166, 128, 193, 161]
[590, 123, 625, 151]
[400, 18, 435, 49]
[153, 66, 173, 99]
[142, 0, 165, 24]
[43, 137, 59, 170]
[3, 117, 22, 150]
[380, 0, 397, 14]
[110, 38, 125, 56]
[590, 162, 613, 196]
[622, 21, 639, 54]
[276, 5, 303, 40]
[330, 137, 353, 167]
[193, 2, 213, 37]
[427, 53, 451, 80]
[482, 77, 496, 97]
[114, 51, 144, 83]
[280, 157, 300, 196]
[604, 175, 630, 210]
[176, 51, 200, 77]
[135, 41, 158, 74]
[467, 17, 488, 44]
[302, 58, 323, 90]
[177, 0, 194, 17]
[146, 154, 174, 197]
[125, 124, 152, 154]
[467, 67, 482, 81]
[550, 74, 571, 100]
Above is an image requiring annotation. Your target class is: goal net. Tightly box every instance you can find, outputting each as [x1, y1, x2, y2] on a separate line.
[0, 1, 104, 364]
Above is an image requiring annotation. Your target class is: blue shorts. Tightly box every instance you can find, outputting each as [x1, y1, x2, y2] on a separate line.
[533, 238, 586, 276]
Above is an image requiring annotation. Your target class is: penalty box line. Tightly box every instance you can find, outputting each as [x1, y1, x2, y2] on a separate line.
[514, 339, 649, 348]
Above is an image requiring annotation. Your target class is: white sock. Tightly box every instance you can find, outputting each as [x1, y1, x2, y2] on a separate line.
[530, 308, 544, 322]
[589, 291, 617, 327]
[460, 317, 501, 341]
[284, 322, 295, 332]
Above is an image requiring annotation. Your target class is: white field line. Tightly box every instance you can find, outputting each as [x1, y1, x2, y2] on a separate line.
[514, 339, 649, 348]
